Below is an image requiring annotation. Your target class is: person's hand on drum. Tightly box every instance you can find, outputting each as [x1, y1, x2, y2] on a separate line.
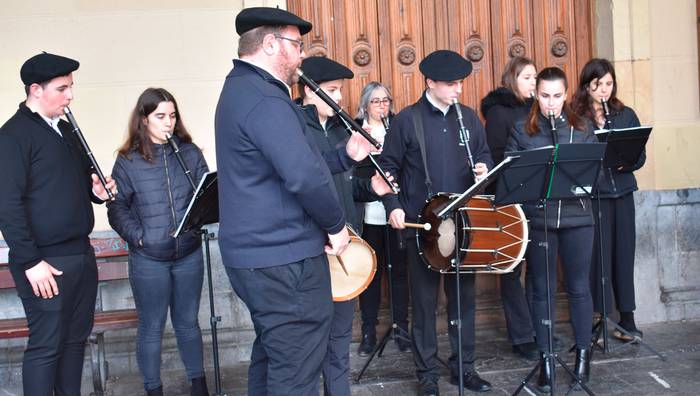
[371, 171, 397, 197]
[326, 227, 351, 256]
[388, 208, 406, 229]
[473, 162, 488, 182]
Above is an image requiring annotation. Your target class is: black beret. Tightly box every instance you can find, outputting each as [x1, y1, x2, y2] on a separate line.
[20, 52, 79, 85]
[419, 50, 472, 81]
[236, 7, 312, 36]
[300, 57, 354, 83]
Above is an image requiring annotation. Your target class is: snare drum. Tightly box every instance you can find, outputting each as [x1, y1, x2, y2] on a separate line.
[417, 194, 528, 274]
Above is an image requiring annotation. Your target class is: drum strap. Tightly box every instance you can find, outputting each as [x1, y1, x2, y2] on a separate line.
[411, 104, 433, 197]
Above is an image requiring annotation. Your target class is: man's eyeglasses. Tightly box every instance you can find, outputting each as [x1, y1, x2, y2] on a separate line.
[369, 97, 392, 106]
[274, 34, 305, 52]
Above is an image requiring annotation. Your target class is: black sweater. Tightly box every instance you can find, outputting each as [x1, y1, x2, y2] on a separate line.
[0, 103, 100, 271]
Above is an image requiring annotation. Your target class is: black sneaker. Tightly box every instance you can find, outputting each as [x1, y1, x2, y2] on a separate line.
[450, 371, 492, 392]
[358, 332, 376, 356]
[512, 341, 539, 361]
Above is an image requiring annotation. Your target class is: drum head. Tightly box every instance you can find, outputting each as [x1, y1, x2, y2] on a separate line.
[328, 236, 377, 301]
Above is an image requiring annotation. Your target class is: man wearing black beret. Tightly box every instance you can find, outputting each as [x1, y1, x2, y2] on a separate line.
[297, 56, 396, 396]
[0, 52, 116, 394]
[215, 7, 375, 395]
[379, 49, 494, 395]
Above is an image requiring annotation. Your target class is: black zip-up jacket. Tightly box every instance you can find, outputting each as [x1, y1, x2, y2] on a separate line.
[507, 113, 597, 230]
[107, 137, 208, 261]
[593, 106, 646, 198]
[0, 103, 101, 271]
[299, 105, 380, 232]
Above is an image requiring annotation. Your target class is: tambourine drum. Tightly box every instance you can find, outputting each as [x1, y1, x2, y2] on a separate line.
[417, 194, 528, 274]
[328, 227, 377, 301]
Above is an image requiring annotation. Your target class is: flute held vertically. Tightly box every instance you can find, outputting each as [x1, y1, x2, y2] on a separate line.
[165, 133, 197, 190]
[601, 97, 612, 129]
[451, 98, 478, 180]
[548, 110, 558, 145]
[63, 107, 115, 201]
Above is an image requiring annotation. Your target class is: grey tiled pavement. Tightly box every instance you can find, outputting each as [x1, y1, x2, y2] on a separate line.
[105, 320, 699, 395]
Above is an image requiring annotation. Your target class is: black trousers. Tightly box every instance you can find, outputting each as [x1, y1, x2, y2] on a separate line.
[11, 250, 98, 396]
[359, 224, 409, 334]
[322, 299, 355, 396]
[527, 226, 594, 350]
[500, 263, 535, 345]
[406, 239, 475, 383]
[591, 194, 637, 313]
[225, 254, 333, 396]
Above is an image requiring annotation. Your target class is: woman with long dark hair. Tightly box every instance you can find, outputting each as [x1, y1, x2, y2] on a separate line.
[480, 56, 538, 361]
[506, 67, 596, 392]
[108, 88, 209, 396]
[572, 58, 646, 340]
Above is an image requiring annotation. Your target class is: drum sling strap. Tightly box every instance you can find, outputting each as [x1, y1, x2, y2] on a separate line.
[411, 103, 433, 197]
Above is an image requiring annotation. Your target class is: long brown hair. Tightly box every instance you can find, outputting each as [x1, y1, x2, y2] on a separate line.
[571, 58, 625, 123]
[501, 56, 536, 101]
[117, 88, 193, 162]
[526, 67, 585, 135]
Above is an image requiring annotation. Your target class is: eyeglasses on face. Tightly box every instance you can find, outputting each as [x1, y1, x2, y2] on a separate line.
[273, 34, 305, 52]
[369, 97, 392, 105]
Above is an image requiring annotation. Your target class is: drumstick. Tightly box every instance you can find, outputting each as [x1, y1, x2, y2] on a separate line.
[337, 255, 350, 276]
[392, 222, 432, 231]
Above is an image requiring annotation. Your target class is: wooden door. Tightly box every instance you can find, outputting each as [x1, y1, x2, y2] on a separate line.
[287, 0, 592, 328]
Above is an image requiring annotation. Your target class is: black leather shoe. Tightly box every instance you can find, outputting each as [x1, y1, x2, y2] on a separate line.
[571, 348, 591, 388]
[146, 386, 163, 396]
[537, 353, 554, 394]
[358, 332, 376, 356]
[418, 380, 439, 396]
[613, 322, 643, 341]
[512, 341, 539, 361]
[450, 371, 492, 392]
[191, 376, 209, 396]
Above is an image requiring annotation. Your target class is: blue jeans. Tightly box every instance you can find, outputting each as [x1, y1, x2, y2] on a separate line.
[129, 248, 205, 391]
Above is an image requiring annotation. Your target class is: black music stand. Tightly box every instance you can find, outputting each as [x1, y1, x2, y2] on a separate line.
[174, 171, 224, 396]
[500, 143, 605, 396]
[588, 127, 664, 360]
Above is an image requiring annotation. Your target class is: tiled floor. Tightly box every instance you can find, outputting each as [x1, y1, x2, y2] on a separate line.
[105, 320, 699, 395]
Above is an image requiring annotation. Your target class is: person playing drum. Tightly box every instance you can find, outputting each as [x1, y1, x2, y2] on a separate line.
[296, 56, 396, 396]
[380, 50, 493, 396]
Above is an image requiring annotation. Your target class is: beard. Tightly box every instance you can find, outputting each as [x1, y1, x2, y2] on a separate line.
[275, 45, 301, 86]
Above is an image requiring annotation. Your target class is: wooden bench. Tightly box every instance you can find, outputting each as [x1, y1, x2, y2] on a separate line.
[0, 237, 138, 396]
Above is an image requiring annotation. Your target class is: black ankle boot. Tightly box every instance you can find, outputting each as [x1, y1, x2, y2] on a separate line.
[146, 386, 163, 396]
[572, 348, 591, 387]
[537, 353, 554, 393]
[191, 376, 209, 396]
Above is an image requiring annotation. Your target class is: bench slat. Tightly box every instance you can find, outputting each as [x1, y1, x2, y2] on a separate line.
[0, 309, 138, 339]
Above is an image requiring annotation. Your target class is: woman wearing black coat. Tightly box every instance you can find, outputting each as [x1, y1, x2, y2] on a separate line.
[572, 58, 647, 340]
[480, 56, 539, 361]
[107, 88, 209, 396]
[507, 67, 597, 392]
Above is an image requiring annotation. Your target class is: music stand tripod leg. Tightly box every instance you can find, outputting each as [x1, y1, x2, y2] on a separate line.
[356, 226, 413, 383]
[201, 230, 225, 396]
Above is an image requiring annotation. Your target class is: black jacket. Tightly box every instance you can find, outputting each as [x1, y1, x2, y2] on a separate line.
[300, 105, 379, 232]
[0, 103, 100, 271]
[594, 106, 646, 198]
[480, 87, 533, 165]
[107, 137, 208, 261]
[507, 113, 597, 230]
[380, 93, 493, 222]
